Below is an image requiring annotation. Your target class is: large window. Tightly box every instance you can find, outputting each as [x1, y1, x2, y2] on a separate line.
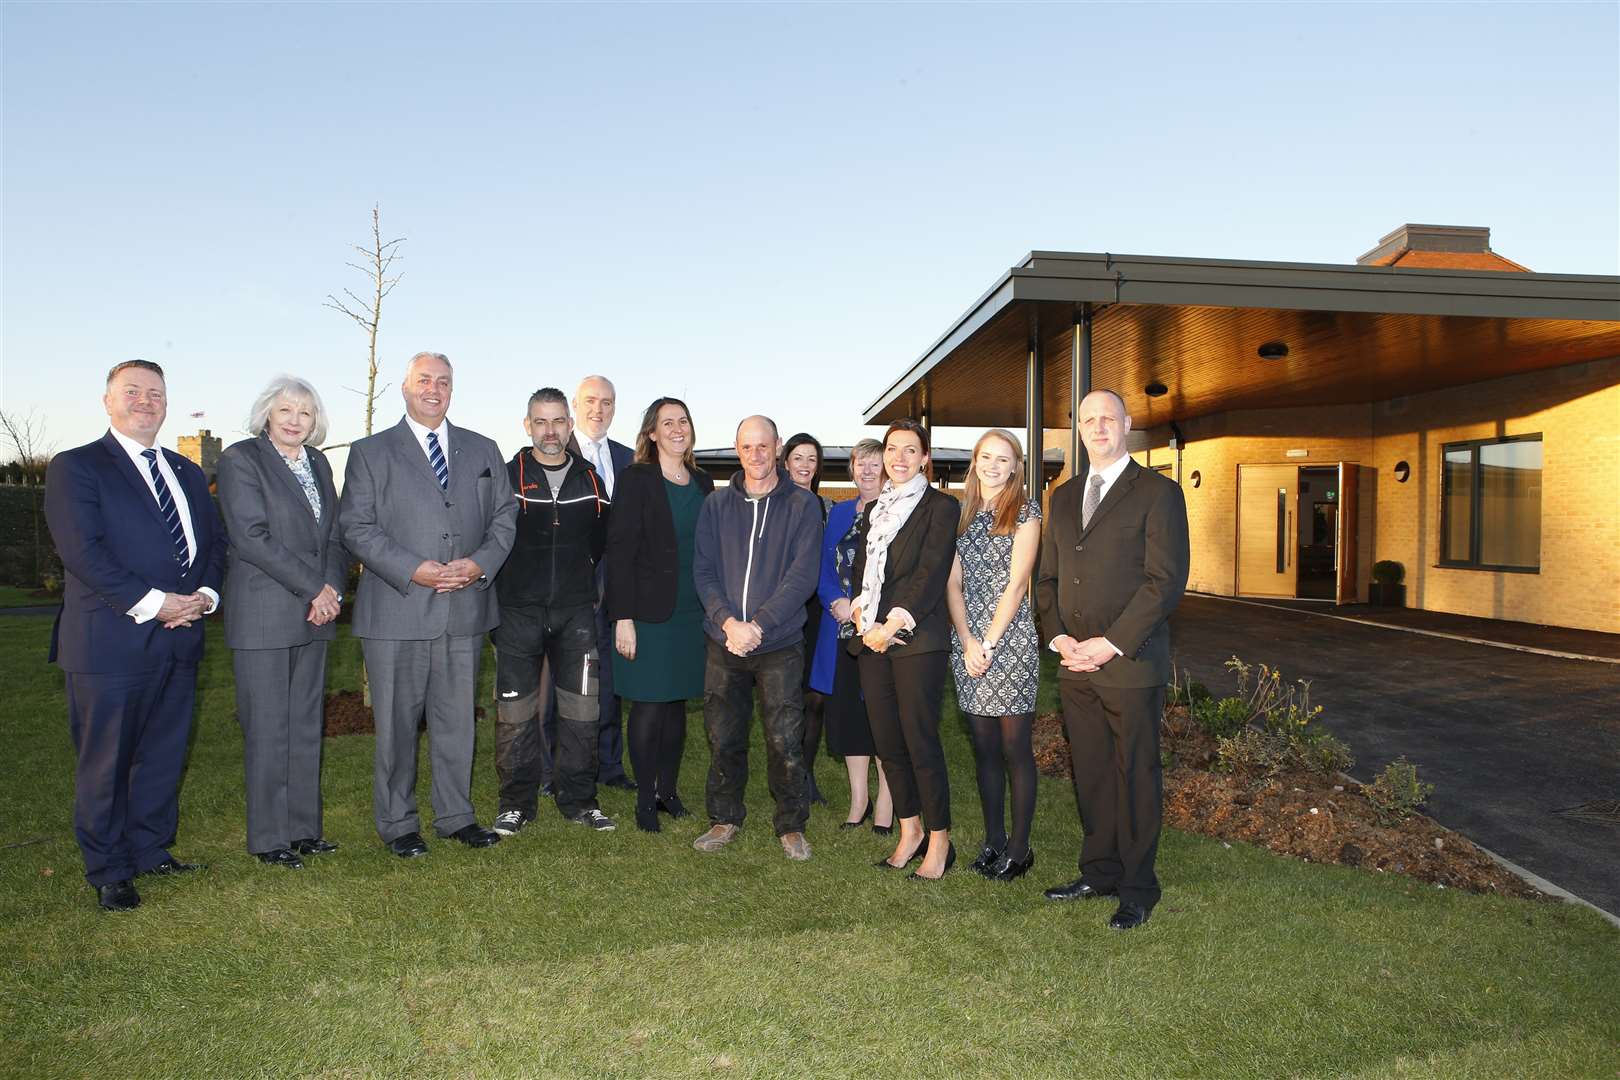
[1440, 434, 1542, 571]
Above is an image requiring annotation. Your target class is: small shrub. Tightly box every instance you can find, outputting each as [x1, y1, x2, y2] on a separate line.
[1367, 757, 1434, 824]
[1296, 731, 1354, 776]
[1372, 560, 1405, 584]
[1194, 696, 1252, 740]
[1217, 728, 1284, 775]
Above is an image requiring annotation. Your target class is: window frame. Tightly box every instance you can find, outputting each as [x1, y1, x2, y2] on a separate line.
[1437, 433, 1543, 574]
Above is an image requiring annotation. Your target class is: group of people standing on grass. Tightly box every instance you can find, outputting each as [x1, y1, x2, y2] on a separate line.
[47, 352, 1189, 932]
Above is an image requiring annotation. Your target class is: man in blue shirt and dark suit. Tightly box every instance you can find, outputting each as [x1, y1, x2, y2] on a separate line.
[45, 359, 227, 912]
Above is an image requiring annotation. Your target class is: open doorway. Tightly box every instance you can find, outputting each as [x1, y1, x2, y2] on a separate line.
[1237, 462, 1359, 602]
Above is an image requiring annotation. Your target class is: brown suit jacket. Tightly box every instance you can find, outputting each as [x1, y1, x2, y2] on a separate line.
[1034, 459, 1190, 688]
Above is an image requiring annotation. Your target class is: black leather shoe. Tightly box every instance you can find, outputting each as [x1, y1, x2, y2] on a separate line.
[96, 880, 140, 912]
[656, 795, 691, 819]
[908, 842, 957, 882]
[874, 833, 930, 870]
[872, 822, 893, 836]
[991, 849, 1036, 882]
[1109, 902, 1151, 931]
[292, 837, 339, 855]
[603, 776, 637, 792]
[254, 848, 304, 869]
[448, 824, 501, 848]
[140, 857, 207, 876]
[840, 803, 874, 830]
[635, 804, 661, 833]
[969, 844, 1003, 877]
[1043, 877, 1117, 901]
[388, 832, 429, 858]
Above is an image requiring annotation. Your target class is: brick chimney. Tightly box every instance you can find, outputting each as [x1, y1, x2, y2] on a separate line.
[1357, 224, 1529, 272]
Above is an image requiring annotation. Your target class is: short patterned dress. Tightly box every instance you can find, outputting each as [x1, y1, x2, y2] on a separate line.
[949, 499, 1042, 716]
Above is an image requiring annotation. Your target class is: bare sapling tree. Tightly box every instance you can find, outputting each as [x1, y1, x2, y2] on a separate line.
[0, 408, 55, 486]
[324, 205, 405, 442]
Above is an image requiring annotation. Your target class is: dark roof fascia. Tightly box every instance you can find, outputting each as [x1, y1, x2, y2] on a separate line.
[863, 250, 1620, 423]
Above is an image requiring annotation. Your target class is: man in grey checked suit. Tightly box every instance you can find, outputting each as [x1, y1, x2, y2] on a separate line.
[339, 351, 518, 857]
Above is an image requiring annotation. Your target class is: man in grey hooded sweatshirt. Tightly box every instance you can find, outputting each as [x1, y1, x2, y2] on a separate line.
[691, 415, 824, 860]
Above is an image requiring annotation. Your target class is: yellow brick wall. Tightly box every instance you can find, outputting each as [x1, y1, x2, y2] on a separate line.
[1049, 355, 1620, 633]
[1369, 355, 1620, 634]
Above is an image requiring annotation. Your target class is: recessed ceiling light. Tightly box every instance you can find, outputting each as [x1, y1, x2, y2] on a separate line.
[1258, 341, 1289, 361]
[1145, 381, 1168, 397]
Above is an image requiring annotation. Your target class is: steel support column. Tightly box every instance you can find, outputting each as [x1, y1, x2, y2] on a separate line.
[1025, 322, 1044, 498]
[1070, 304, 1092, 481]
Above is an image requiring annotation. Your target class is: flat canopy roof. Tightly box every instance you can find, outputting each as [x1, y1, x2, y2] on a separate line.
[864, 251, 1620, 430]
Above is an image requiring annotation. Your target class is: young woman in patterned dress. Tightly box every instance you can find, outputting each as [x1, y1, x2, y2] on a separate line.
[945, 429, 1043, 881]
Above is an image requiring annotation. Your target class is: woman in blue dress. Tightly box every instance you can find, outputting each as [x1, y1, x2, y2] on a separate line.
[809, 438, 894, 832]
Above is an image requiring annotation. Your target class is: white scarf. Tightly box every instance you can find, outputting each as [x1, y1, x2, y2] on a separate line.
[854, 473, 928, 632]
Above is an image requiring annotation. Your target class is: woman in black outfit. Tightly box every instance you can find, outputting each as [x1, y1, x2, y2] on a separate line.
[781, 431, 830, 806]
[605, 398, 715, 832]
[850, 418, 961, 880]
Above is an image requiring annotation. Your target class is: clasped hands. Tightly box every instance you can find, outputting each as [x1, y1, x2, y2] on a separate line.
[306, 584, 341, 626]
[1053, 634, 1118, 673]
[412, 558, 483, 594]
[156, 591, 212, 630]
[722, 616, 764, 657]
[849, 605, 905, 654]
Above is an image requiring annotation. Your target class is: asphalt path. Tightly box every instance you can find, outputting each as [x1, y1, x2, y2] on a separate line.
[1168, 594, 1620, 916]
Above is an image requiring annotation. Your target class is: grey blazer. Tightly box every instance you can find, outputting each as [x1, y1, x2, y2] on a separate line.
[217, 436, 349, 650]
[339, 418, 518, 641]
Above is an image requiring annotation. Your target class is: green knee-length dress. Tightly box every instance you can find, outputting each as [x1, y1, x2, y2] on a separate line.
[613, 477, 707, 703]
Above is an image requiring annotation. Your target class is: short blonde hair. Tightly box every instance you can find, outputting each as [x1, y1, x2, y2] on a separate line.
[246, 375, 330, 445]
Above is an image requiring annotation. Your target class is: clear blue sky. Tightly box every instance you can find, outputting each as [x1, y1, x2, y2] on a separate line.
[4, 1, 1616, 465]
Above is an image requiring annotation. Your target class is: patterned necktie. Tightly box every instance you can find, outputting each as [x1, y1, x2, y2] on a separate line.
[427, 430, 448, 490]
[141, 449, 192, 567]
[1082, 473, 1104, 530]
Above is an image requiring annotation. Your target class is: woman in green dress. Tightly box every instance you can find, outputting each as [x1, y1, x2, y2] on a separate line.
[605, 397, 715, 832]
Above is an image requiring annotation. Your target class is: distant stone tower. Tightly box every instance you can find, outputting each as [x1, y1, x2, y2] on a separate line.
[177, 429, 222, 483]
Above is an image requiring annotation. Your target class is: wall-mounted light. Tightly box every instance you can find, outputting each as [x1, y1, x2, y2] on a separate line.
[1394, 460, 1411, 483]
[1145, 380, 1168, 398]
[1257, 341, 1289, 361]
[1189, 470, 1202, 488]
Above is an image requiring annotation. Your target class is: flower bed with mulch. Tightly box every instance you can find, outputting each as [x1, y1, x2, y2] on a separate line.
[1032, 704, 1549, 901]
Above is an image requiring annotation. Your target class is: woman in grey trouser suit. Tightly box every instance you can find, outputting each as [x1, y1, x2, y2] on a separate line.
[216, 376, 348, 869]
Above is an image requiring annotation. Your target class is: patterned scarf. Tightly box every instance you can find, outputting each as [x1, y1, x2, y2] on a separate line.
[853, 473, 927, 632]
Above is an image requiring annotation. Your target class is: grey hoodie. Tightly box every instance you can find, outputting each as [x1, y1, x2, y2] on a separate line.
[692, 467, 824, 654]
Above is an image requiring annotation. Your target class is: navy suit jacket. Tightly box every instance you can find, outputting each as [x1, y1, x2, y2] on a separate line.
[45, 431, 227, 673]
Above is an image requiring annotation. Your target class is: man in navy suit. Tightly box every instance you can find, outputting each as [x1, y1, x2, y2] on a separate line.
[45, 360, 227, 911]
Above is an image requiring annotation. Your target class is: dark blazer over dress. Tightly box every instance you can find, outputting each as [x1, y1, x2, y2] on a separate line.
[215, 435, 348, 856]
[848, 485, 960, 831]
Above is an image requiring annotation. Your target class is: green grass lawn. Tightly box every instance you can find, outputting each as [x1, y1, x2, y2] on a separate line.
[1, 615, 1616, 1079]
[0, 584, 53, 608]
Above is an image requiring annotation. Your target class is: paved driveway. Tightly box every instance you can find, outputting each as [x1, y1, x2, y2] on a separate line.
[1168, 595, 1620, 915]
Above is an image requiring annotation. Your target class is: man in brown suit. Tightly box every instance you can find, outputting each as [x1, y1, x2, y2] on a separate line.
[1035, 389, 1190, 930]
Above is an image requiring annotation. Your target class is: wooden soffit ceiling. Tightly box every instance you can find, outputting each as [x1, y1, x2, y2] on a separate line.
[865, 252, 1620, 429]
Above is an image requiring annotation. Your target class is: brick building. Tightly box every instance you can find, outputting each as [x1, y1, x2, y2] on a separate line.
[864, 225, 1620, 633]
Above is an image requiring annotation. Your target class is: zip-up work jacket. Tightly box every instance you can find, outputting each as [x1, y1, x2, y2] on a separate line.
[692, 467, 823, 654]
[495, 447, 609, 610]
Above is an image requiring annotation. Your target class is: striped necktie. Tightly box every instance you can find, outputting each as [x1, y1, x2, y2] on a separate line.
[427, 430, 448, 490]
[141, 449, 192, 567]
[1082, 473, 1104, 530]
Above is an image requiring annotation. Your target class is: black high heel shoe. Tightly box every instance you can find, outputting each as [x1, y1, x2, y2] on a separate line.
[873, 832, 930, 870]
[908, 842, 956, 882]
[990, 848, 1035, 882]
[969, 844, 1004, 877]
[656, 795, 691, 820]
[840, 802, 874, 830]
